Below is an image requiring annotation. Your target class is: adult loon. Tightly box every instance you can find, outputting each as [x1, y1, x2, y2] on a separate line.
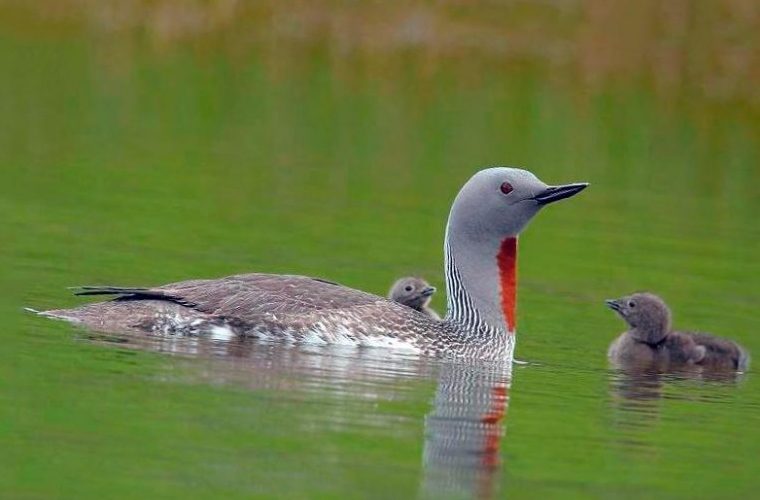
[35, 167, 588, 359]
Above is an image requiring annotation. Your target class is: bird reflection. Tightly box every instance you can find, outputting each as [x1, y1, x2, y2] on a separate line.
[609, 368, 665, 402]
[607, 364, 745, 455]
[421, 360, 512, 499]
[609, 364, 745, 403]
[81, 332, 513, 498]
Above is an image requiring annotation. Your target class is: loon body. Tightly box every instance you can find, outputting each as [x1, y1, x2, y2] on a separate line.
[36, 167, 588, 359]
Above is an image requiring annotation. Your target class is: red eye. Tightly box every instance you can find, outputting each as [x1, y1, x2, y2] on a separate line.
[500, 182, 513, 195]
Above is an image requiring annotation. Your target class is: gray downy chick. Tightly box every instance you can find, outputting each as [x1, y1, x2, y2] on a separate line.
[388, 277, 440, 320]
[606, 292, 749, 371]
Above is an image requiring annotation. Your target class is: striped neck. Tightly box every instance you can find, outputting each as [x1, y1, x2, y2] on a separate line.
[444, 229, 518, 337]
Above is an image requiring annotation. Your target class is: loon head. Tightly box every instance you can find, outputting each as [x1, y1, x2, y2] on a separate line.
[445, 167, 588, 335]
[447, 167, 589, 241]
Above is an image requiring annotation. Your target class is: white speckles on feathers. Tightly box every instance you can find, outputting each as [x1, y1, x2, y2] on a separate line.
[36, 273, 515, 360]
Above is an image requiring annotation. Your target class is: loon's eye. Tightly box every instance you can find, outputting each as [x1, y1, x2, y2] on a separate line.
[404, 285, 413, 292]
[629, 301, 636, 308]
[500, 182, 514, 195]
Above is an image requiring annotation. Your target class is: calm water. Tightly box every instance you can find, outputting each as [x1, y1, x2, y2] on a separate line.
[1, 4, 760, 498]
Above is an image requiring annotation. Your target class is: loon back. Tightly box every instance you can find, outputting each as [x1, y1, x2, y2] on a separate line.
[42, 273, 496, 356]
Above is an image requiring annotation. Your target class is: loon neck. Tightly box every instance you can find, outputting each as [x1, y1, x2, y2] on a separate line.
[444, 230, 518, 336]
[497, 237, 517, 333]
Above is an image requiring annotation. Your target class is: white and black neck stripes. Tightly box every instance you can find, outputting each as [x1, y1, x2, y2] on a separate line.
[443, 235, 506, 341]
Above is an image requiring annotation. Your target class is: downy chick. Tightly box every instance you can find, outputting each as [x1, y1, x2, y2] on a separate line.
[606, 292, 749, 371]
[388, 277, 440, 320]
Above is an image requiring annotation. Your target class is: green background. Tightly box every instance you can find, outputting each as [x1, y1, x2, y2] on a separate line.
[1, 2, 758, 498]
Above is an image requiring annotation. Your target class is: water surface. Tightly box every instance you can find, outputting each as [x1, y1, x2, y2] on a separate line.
[1, 4, 759, 498]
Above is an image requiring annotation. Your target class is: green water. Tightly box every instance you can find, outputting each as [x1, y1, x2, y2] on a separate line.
[1, 18, 759, 500]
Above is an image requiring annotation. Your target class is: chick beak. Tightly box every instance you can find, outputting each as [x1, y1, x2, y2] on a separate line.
[605, 299, 622, 313]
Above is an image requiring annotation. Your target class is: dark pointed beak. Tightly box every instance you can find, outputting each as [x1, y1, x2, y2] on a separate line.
[421, 286, 436, 297]
[533, 182, 589, 205]
[605, 299, 622, 312]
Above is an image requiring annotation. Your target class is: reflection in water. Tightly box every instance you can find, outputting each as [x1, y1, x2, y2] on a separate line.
[607, 366, 745, 455]
[421, 360, 511, 499]
[85, 332, 511, 498]
[609, 369, 665, 403]
[86, 332, 437, 393]
[609, 366, 745, 404]
[607, 369, 664, 457]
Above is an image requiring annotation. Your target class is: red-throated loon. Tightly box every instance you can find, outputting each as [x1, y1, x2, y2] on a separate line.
[33, 167, 588, 359]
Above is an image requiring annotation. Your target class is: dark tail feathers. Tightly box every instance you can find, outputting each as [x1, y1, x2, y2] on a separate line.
[71, 286, 151, 297]
[70, 286, 197, 308]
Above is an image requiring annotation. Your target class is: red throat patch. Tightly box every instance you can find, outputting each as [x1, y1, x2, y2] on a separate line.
[496, 237, 517, 333]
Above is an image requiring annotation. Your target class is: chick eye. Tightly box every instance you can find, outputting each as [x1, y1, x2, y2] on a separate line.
[628, 301, 636, 308]
[404, 286, 413, 292]
[500, 182, 514, 195]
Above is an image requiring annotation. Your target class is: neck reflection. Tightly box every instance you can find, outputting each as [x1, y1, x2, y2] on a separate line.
[422, 359, 512, 499]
